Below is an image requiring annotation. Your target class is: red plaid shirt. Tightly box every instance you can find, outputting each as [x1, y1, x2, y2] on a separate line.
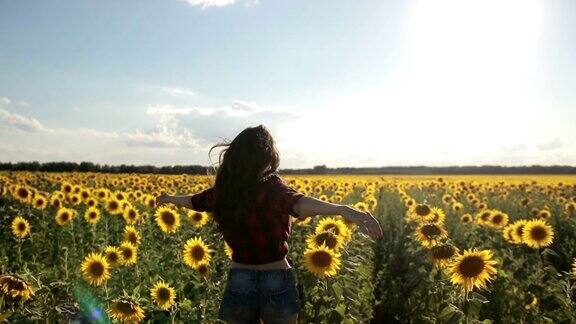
[190, 173, 304, 265]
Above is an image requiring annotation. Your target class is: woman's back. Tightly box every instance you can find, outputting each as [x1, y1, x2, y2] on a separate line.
[190, 172, 304, 265]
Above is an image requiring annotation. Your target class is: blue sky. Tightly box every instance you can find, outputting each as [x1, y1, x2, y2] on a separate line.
[1, 0, 575, 168]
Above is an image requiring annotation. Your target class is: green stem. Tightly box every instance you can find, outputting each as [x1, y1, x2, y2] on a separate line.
[70, 222, 77, 258]
[104, 216, 109, 246]
[64, 249, 69, 281]
[17, 239, 22, 266]
[104, 282, 110, 306]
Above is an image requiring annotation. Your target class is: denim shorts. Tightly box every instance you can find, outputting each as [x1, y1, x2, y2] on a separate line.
[218, 268, 300, 323]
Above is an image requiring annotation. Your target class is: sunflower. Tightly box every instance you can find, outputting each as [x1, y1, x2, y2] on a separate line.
[306, 230, 344, 252]
[428, 207, 446, 224]
[84, 207, 102, 225]
[80, 253, 111, 286]
[365, 196, 378, 210]
[112, 190, 126, 201]
[448, 248, 498, 292]
[105, 198, 123, 215]
[150, 281, 176, 310]
[521, 198, 531, 207]
[404, 198, 416, 209]
[32, 195, 48, 210]
[0, 275, 34, 301]
[55, 207, 76, 226]
[69, 194, 82, 206]
[187, 210, 209, 228]
[452, 202, 464, 212]
[119, 242, 138, 266]
[303, 244, 341, 278]
[415, 223, 448, 248]
[197, 262, 210, 277]
[86, 197, 98, 208]
[49, 196, 63, 209]
[183, 237, 212, 269]
[78, 189, 90, 201]
[123, 206, 141, 225]
[13, 185, 31, 203]
[510, 220, 529, 244]
[95, 188, 109, 201]
[488, 212, 509, 229]
[224, 242, 233, 259]
[409, 204, 434, 222]
[315, 217, 349, 239]
[123, 225, 141, 246]
[354, 201, 370, 212]
[108, 298, 145, 323]
[293, 215, 312, 226]
[525, 293, 539, 311]
[461, 214, 473, 224]
[536, 209, 551, 220]
[11, 216, 31, 239]
[502, 225, 515, 243]
[522, 220, 554, 249]
[61, 182, 73, 195]
[144, 195, 156, 208]
[565, 202, 575, 215]
[155, 206, 181, 234]
[120, 200, 132, 212]
[476, 210, 493, 225]
[104, 246, 124, 268]
[428, 244, 459, 269]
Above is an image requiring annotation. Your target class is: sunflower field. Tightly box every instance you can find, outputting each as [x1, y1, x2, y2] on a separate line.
[1, 172, 576, 323]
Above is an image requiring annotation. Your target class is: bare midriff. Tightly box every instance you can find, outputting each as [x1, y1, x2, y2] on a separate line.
[230, 257, 291, 270]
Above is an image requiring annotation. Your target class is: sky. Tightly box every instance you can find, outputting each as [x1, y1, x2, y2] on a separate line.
[1, 0, 575, 168]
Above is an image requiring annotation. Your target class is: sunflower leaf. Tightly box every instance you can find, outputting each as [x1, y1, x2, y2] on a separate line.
[332, 282, 343, 298]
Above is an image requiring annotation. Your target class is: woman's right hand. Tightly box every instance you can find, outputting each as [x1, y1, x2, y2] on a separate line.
[341, 206, 383, 240]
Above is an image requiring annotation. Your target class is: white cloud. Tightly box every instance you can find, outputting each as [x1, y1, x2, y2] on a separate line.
[1, 97, 11, 105]
[18, 101, 29, 107]
[179, 0, 236, 8]
[127, 101, 298, 150]
[124, 112, 201, 148]
[0, 108, 121, 139]
[125, 128, 197, 148]
[146, 101, 295, 118]
[537, 138, 562, 151]
[0, 108, 48, 132]
[161, 86, 194, 96]
[73, 128, 120, 138]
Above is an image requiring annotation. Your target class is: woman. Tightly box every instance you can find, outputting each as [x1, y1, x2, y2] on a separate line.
[156, 125, 383, 324]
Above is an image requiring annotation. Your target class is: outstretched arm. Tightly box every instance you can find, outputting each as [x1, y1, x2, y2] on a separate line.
[155, 194, 194, 209]
[292, 196, 383, 239]
[155, 187, 215, 212]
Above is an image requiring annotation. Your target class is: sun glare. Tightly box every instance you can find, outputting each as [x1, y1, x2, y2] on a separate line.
[278, 1, 546, 167]
[407, 0, 544, 96]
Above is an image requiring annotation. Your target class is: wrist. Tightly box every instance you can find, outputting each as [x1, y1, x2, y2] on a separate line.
[165, 195, 176, 205]
[337, 205, 351, 216]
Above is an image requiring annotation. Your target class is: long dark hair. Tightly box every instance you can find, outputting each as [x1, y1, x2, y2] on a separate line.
[208, 125, 280, 236]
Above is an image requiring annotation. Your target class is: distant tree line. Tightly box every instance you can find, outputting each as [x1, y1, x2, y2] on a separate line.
[280, 164, 576, 175]
[0, 161, 210, 175]
[1, 161, 576, 175]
